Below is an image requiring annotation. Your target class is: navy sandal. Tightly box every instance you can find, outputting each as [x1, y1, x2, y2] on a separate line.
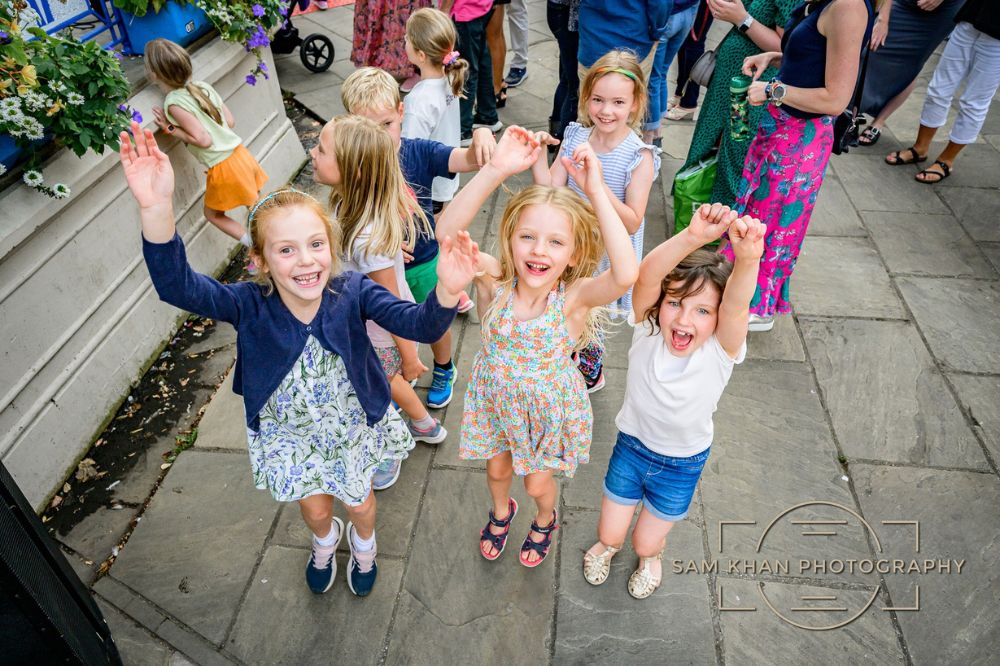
[480, 498, 518, 561]
[519, 510, 558, 568]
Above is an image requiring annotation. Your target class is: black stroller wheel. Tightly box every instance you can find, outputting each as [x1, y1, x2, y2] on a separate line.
[300, 34, 334, 73]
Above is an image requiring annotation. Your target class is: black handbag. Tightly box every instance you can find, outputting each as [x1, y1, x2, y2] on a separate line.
[831, 42, 871, 155]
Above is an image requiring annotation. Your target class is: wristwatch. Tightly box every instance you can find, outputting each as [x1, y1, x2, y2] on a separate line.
[765, 80, 787, 106]
[738, 14, 755, 33]
[166, 124, 176, 134]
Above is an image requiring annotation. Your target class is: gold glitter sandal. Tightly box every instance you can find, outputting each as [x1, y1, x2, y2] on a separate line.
[583, 544, 621, 586]
[627, 551, 663, 599]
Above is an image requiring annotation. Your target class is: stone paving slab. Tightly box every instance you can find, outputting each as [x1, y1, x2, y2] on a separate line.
[554, 510, 715, 665]
[829, 155, 949, 214]
[384, 468, 555, 665]
[793, 237, 906, 319]
[746, 314, 805, 363]
[896, 277, 1000, 374]
[936, 187, 1000, 243]
[716, 577, 905, 664]
[110, 451, 279, 644]
[800, 319, 987, 470]
[226, 546, 403, 665]
[864, 212, 995, 279]
[851, 463, 1000, 665]
[194, 368, 246, 451]
[809, 172, 866, 238]
[948, 374, 1000, 468]
[983, 242, 1000, 273]
[97, 598, 181, 666]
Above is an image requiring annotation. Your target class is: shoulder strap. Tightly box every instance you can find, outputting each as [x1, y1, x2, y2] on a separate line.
[848, 46, 871, 117]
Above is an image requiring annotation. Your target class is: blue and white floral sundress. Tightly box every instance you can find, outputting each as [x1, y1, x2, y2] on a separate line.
[246, 336, 414, 504]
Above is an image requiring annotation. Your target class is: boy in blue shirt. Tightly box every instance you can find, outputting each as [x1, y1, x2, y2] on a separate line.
[341, 67, 496, 410]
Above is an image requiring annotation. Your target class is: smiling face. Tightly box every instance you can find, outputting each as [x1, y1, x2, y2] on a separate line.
[509, 204, 578, 290]
[657, 279, 722, 357]
[253, 204, 334, 318]
[586, 72, 638, 136]
[310, 123, 341, 186]
[355, 102, 405, 148]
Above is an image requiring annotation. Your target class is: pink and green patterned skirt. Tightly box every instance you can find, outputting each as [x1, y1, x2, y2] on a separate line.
[721, 104, 834, 317]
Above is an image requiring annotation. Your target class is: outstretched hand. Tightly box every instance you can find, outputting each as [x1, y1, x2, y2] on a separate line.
[687, 203, 738, 245]
[119, 121, 174, 210]
[728, 215, 767, 262]
[489, 126, 542, 177]
[435, 230, 480, 306]
[561, 142, 604, 197]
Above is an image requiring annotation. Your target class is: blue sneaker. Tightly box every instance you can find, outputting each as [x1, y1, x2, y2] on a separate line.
[427, 364, 455, 408]
[305, 517, 343, 594]
[408, 418, 447, 444]
[346, 522, 378, 597]
[504, 67, 528, 87]
[372, 459, 402, 491]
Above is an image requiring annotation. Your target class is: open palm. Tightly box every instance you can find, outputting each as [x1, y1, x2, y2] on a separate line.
[119, 122, 174, 209]
[436, 231, 480, 297]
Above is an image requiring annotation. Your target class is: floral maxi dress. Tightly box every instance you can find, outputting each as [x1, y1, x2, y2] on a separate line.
[459, 284, 592, 477]
[351, 0, 432, 79]
[247, 336, 414, 504]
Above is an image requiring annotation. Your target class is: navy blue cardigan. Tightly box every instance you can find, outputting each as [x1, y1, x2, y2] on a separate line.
[143, 234, 456, 429]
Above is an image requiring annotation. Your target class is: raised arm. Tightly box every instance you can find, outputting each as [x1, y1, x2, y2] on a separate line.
[367, 265, 427, 381]
[435, 126, 541, 241]
[566, 148, 639, 309]
[448, 127, 498, 171]
[716, 216, 766, 358]
[632, 203, 736, 320]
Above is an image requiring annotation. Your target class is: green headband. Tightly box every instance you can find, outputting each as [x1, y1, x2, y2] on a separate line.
[247, 188, 319, 242]
[597, 66, 638, 82]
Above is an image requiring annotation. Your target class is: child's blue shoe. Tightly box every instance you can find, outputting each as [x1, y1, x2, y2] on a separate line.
[427, 364, 455, 408]
[346, 522, 378, 597]
[305, 517, 343, 594]
[372, 459, 402, 491]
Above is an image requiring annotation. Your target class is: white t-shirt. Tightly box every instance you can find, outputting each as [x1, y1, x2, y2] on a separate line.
[402, 77, 460, 202]
[340, 226, 414, 348]
[615, 317, 746, 458]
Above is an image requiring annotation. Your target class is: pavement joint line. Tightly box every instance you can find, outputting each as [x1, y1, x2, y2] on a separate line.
[188, 446, 245, 455]
[847, 458, 996, 475]
[942, 369, 1000, 378]
[804, 200, 917, 665]
[694, 483, 727, 666]
[794, 313, 912, 323]
[887, 272, 998, 281]
[430, 462, 487, 473]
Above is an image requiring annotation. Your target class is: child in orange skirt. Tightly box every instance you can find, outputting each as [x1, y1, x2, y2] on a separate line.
[145, 38, 267, 249]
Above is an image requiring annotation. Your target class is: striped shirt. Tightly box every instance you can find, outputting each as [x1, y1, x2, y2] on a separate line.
[560, 122, 660, 318]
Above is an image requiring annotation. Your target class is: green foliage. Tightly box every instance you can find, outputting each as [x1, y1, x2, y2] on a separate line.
[111, 0, 189, 17]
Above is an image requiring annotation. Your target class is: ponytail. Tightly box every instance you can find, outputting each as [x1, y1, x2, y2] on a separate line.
[444, 56, 469, 98]
[185, 82, 223, 126]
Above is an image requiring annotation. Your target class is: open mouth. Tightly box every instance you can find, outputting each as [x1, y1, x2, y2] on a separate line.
[525, 261, 550, 276]
[292, 272, 321, 288]
[671, 329, 693, 351]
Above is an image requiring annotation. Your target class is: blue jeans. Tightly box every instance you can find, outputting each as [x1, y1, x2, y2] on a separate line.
[644, 5, 699, 132]
[546, 0, 579, 140]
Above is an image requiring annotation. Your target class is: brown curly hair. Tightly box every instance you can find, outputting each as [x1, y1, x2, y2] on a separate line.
[642, 249, 733, 334]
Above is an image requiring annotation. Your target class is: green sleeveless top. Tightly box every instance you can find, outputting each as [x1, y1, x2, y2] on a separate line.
[164, 81, 241, 168]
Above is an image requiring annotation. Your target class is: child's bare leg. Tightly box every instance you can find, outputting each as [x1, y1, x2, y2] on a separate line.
[631, 507, 677, 580]
[522, 470, 558, 564]
[204, 205, 246, 242]
[299, 494, 336, 537]
[343, 490, 377, 540]
[390, 373, 430, 421]
[482, 452, 514, 558]
[587, 496, 636, 555]
[431, 329, 453, 366]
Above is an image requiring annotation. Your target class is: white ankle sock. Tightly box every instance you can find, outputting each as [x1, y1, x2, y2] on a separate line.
[412, 415, 436, 431]
[314, 521, 340, 546]
[352, 529, 375, 552]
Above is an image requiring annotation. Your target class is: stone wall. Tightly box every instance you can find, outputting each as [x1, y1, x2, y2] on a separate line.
[0, 39, 306, 509]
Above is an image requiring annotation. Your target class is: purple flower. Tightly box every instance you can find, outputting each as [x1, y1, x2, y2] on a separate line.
[246, 24, 270, 49]
[0, 31, 10, 42]
[118, 104, 127, 112]
[131, 109, 143, 123]
[252, 3, 265, 17]
[280, 6, 289, 16]
[259, 61, 268, 73]
[246, 74, 257, 86]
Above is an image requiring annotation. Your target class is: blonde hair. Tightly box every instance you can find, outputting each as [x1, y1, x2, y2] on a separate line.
[144, 38, 223, 125]
[341, 66, 401, 114]
[406, 8, 468, 98]
[247, 190, 342, 295]
[322, 115, 429, 260]
[484, 186, 608, 350]
[578, 50, 648, 132]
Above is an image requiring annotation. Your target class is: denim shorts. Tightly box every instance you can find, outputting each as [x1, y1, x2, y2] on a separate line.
[602, 432, 710, 522]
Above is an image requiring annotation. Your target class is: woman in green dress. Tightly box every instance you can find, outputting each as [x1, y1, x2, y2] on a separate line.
[679, 0, 802, 206]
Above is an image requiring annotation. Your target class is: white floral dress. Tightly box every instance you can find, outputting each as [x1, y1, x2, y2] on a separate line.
[246, 336, 414, 504]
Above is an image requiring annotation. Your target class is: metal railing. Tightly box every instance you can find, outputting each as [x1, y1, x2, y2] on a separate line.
[26, 0, 127, 49]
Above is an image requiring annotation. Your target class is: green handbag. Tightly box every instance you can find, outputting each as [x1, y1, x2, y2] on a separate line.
[672, 156, 717, 236]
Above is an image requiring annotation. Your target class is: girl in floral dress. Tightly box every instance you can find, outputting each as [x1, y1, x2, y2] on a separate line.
[118, 122, 479, 598]
[352, 0, 433, 85]
[435, 127, 640, 568]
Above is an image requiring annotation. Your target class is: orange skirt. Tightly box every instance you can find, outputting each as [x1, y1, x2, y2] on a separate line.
[204, 144, 268, 211]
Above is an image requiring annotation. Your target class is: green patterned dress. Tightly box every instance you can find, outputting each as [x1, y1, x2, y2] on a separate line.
[246, 336, 414, 504]
[679, 0, 802, 206]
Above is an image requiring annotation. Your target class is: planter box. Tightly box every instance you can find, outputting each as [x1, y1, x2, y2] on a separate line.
[0, 135, 22, 170]
[119, 2, 213, 56]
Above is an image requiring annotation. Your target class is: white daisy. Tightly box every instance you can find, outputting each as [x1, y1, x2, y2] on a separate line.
[0, 163, 7, 176]
[23, 170, 43, 187]
[0, 105, 23, 122]
[66, 92, 84, 106]
[52, 183, 71, 198]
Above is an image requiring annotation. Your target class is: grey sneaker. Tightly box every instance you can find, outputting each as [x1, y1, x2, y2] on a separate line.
[372, 459, 401, 491]
[408, 419, 447, 444]
[748, 314, 775, 332]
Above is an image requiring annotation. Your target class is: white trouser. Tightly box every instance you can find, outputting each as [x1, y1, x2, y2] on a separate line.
[920, 21, 1000, 145]
[508, 0, 529, 69]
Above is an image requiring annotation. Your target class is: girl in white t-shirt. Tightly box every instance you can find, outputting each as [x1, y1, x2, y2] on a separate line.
[582, 203, 766, 599]
[402, 7, 469, 211]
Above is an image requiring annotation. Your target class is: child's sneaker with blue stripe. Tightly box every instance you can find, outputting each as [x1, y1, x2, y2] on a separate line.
[408, 418, 447, 444]
[427, 363, 455, 408]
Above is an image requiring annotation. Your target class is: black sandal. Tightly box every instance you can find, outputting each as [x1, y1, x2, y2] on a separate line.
[480, 498, 518, 561]
[495, 83, 508, 109]
[915, 160, 951, 184]
[885, 147, 927, 166]
[858, 126, 881, 146]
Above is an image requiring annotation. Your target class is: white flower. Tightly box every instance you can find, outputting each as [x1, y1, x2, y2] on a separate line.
[51, 82, 68, 94]
[52, 183, 71, 199]
[21, 90, 47, 111]
[0, 97, 21, 112]
[0, 104, 24, 122]
[0, 163, 7, 176]
[21, 117, 44, 141]
[66, 92, 85, 106]
[23, 170, 43, 187]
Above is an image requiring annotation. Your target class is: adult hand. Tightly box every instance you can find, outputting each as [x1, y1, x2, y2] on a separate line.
[869, 16, 888, 50]
[687, 203, 737, 245]
[742, 52, 773, 81]
[470, 127, 497, 167]
[916, 0, 943, 10]
[747, 80, 768, 106]
[728, 215, 767, 262]
[708, 0, 748, 25]
[119, 121, 174, 210]
[435, 230, 480, 303]
[488, 126, 541, 177]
